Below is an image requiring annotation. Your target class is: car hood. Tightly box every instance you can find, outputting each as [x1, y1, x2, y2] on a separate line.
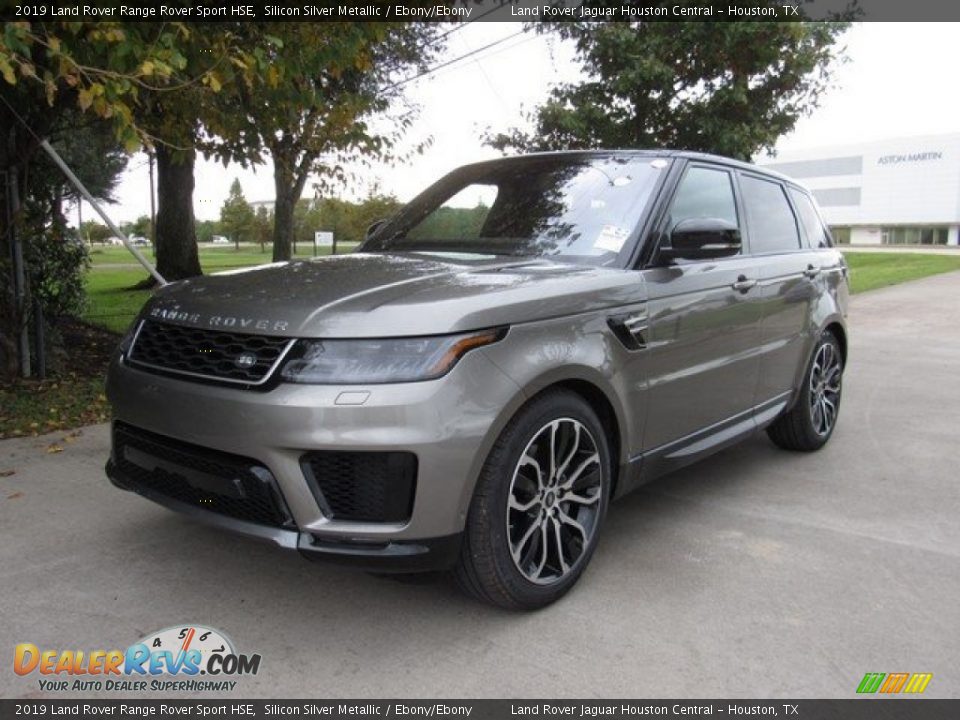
[144, 252, 643, 338]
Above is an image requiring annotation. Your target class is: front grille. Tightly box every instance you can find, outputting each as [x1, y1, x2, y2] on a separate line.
[301, 451, 417, 523]
[113, 422, 294, 529]
[127, 320, 293, 385]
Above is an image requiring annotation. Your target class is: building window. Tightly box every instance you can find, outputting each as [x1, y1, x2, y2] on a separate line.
[830, 227, 851, 244]
[881, 227, 949, 245]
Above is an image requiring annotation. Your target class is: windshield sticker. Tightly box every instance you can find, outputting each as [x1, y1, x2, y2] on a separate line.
[594, 225, 630, 253]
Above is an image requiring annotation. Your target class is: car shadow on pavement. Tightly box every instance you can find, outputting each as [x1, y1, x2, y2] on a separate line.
[106, 430, 793, 620]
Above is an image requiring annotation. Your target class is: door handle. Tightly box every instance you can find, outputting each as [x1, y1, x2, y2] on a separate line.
[804, 264, 822, 279]
[732, 275, 757, 293]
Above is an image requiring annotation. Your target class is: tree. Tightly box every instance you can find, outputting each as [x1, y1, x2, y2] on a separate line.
[206, 23, 443, 261]
[122, 215, 151, 239]
[252, 206, 272, 253]
[0, 23, 302, 375]
[488, 20, 851, 161]
[219, 178, 256, 250]
[133, 26, 249, 281]
[195, 219, 222, 245]
[81, 221, 112, 245]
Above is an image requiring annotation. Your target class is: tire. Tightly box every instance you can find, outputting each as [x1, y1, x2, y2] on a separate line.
[767, 330, 844, 452]
[454, 390, 612, 610]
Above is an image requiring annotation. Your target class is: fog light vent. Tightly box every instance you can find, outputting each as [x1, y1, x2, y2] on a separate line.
[301, 451, 417, 523]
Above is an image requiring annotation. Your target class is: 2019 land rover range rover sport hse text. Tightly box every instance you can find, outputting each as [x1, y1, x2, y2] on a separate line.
[106, 151, 849, 609]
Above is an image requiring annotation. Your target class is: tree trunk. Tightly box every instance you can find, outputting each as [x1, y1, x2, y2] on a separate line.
[271, 149, 310, 262]
[272, 187, 295, 262]
[155, 144, 202, 280]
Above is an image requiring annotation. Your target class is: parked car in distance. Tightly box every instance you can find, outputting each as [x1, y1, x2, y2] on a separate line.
[106, 151, 849, 609]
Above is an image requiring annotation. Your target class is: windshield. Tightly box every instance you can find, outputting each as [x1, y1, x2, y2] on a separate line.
[361, 155, 669, 266]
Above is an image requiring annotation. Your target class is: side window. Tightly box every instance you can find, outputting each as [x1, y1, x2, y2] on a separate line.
[739, 175, 801, 254]
[788, 187, 832, 249]
[668, 166, 739, 229]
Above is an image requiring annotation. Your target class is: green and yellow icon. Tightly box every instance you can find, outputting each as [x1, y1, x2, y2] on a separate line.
[857, 672, 932, 694]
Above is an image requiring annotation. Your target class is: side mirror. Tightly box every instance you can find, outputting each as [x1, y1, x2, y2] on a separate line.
[365, 219, 387, 241]
[660, 218, 741, 261]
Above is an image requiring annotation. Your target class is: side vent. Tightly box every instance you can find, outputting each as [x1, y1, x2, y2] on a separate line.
[607, 311, 648, 351]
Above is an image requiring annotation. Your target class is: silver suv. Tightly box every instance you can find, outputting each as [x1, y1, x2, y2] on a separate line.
[107, 151, 848, 609]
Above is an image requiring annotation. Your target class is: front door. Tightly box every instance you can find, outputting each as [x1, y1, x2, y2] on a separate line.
[640, 164, 765, 451]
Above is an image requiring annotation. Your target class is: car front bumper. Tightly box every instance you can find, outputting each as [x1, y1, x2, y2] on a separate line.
[105, 347, 523, 571]
[106, 457, 461, 571]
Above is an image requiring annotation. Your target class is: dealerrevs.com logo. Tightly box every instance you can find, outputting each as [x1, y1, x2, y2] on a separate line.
[14, 625, 261, 693]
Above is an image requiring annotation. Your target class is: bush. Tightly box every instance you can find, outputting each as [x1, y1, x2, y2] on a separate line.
[26, 224, 90, 322]
[2, 217, 93, 377]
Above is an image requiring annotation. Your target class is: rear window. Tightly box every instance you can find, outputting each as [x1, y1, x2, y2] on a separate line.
[740, 175, 801, 254]
[788, 188, 832, 249]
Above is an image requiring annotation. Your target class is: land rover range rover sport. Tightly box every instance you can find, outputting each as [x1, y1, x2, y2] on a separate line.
[106, 151, 849, 609]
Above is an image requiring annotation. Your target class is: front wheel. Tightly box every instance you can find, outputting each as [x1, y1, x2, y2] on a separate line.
[454, 390, 611, 610]
[767, 330, 844, 452]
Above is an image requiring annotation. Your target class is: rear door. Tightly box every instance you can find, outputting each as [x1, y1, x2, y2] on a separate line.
[738, 173, 822, 411]
[639, 163, 766, 451]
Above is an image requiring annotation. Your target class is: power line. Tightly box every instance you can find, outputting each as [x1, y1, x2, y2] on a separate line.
[430, 3, 515, 45]
[391, 28, 529, 91]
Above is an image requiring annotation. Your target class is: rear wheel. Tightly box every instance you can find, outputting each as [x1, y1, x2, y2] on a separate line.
[767, 330, 844, 452]
[454, 390, 611, 610]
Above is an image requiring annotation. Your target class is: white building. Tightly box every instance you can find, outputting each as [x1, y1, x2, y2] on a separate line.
[759, 133, 960, 246]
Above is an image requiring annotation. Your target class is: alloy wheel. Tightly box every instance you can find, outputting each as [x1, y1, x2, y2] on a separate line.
[809, 341, 842, 436]
[506, 418, 603, 585]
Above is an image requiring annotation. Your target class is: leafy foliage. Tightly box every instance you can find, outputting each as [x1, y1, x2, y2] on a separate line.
[410, 204, 490, 241]
[0, 22, 203, 152]
[488, 21, 851, 160]
[23, 225, 90, 322]
[204, 23, 444, 260]
[121, 215, 151, 240]
[219, 178, 256, 248]
[81, 221, 113, 245]
[293, 193, 404, 248]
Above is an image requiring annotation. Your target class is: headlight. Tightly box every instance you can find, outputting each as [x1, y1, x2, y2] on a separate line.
[279, 328, 506, 384]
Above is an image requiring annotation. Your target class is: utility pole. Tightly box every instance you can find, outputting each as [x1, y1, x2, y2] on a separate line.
[76, 196, 85, 245]
[148, 149, 157, 254]
[4, 168, 31, 378]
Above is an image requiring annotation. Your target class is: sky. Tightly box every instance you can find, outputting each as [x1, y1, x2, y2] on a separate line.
[75, 22, 960, 226]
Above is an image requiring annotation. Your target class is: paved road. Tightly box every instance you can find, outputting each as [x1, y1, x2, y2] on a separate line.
[2, 273, 958, 699]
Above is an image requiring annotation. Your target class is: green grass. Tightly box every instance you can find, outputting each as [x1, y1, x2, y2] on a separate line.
[83, 269, 155, 333]
[88, 243, 341, 269]
[81, 246, 960, 335]
[842, 252, 960, 294]
[83, 243, 358, 333]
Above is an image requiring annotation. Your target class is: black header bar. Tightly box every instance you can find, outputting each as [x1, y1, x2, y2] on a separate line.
[4, 0, 960, 23]
[0, 700, 958, 720]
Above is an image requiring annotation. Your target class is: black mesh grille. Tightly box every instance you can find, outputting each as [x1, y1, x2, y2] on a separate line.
[128, 320, 291, 384]
[113, 423, 294, 529]
[301, 451, 417, 523]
